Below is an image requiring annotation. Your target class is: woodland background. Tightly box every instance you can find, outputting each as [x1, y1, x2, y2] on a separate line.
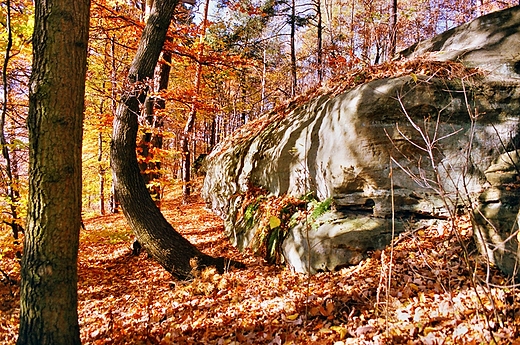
[2, 1, 520, 344]
[1, 0, 518, 226]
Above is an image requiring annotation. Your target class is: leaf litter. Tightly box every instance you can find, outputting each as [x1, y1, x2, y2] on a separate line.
[1, 183, 520, 344]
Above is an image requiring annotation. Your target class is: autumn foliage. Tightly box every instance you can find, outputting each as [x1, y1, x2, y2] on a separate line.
[2, 0, 520, 344]
[2, 183, 520, 344]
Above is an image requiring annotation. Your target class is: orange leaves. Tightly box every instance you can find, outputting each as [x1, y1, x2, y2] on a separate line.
[2, 185, 520, 344]
[327, 57, 481, 97]
[308, 298, 335, 319]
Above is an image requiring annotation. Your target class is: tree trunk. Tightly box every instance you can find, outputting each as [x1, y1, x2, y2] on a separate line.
[316, 0, 323, 83]
[138, 1, 169, 208]
[137, 51, 170, 207]
[1, 0, 23, 241]
[111, 0, 240, 279]
[290, 0, 297, 97]
[389, 0, 398, 58]
[182, 0, 210, 202]
[17, 0, 90, 344]
[261, 47, 266, 113]
[181, 134, 192, 200]
[210, 116, 216, 148]
[98, 131, 106, 215]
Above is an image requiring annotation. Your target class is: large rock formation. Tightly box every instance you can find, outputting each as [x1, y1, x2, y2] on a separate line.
[401, 5, 520, 279]
[202, 6, 520, 276]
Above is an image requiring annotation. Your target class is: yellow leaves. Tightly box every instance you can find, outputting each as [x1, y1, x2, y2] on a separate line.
[408, 282, 419, 291]
[422, 326, 438, 336]
[285, 313, 299, 320]
[269, 215, 281, 229]
[160, 332, 174, 344]
[330, 325, 348, 339]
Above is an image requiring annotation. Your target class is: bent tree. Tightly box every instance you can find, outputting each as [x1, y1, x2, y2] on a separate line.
[111, 0, 241, 279]
[17, 0, 90, 344]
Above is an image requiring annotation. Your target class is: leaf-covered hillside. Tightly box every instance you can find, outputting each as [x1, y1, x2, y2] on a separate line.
[1, 182, 519, 344]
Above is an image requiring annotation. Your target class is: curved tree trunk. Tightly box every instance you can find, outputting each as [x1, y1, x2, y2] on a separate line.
[137, 1, 171, 208]
[111, 0, 239, 279]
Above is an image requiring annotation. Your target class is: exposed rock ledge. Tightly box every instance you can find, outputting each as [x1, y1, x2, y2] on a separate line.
[202, 6, 520, 276]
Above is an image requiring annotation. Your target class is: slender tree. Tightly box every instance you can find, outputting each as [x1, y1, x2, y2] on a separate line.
[389, 0, 398, 58]
[111, 0, 241, 279]
[1, 0, 23, 241]
[181, 0, 211, 202]
[290, 0, 297, 96]
[315, 0, 323, 83]
[98, 130, 106, 215]
[17, 0, 90, 344]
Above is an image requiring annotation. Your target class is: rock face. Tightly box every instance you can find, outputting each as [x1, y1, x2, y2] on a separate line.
[473, 151, 520, 278]
[202, 6, 520, 276]
[401, 5, 520, 80]
[401, 5, 520, 279]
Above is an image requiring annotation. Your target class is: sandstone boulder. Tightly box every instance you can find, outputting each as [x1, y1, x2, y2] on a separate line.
[202, 6, 520, 275]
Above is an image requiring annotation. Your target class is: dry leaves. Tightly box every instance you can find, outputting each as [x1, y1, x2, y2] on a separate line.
[1, 186, 520, 344]
[213, 57, 481, 157]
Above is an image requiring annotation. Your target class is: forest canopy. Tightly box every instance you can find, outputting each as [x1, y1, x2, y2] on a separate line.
[1, 0, 517, 223]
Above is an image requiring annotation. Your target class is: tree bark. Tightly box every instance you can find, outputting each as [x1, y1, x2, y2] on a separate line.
[17, 0, 90, 344]
[139, 52, 170, 205]
[315, 0, 323, 83]
[290, 0, 297, 97]
[389, 0, 398, 58]
[138, 1, 169, 208]
[1, 0, 23, 241]
[111, 0, 240, 279]
[182, 0, 210, 202]
[98, 131, 106, 215]
[109, 36, 120, 214]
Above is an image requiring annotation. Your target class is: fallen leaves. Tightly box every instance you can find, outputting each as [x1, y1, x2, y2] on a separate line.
[1, 188, 520, 344]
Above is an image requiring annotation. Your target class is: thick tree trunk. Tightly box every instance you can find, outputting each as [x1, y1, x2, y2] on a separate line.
[111, 0, 239, 279]
[17, 1, 90, 344]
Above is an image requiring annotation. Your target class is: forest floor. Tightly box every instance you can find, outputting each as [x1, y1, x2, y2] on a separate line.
[1, 182, 520, 344]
